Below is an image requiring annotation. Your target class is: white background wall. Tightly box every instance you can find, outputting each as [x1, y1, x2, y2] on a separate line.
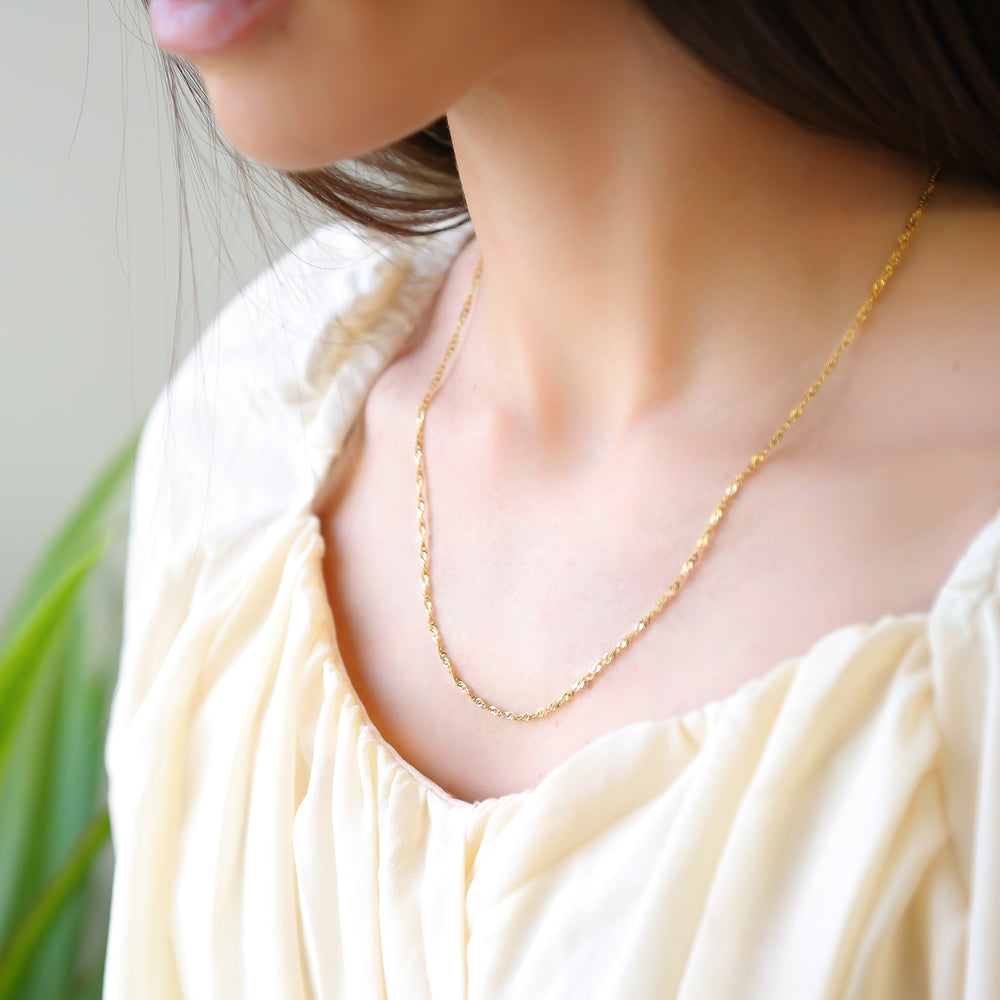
[1, 0, 310, 619]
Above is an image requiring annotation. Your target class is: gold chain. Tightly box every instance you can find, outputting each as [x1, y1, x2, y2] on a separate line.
[415, 165, 941, 722]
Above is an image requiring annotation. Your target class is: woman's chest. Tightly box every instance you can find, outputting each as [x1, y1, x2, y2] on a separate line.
[315, 411, 999, 805]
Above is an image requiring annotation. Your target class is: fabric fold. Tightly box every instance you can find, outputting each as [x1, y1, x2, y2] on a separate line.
[103, 219, 999, 1000]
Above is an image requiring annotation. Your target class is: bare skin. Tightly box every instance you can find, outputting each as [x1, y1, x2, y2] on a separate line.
[173, 0, 1000, 803]
[315, 198, 1000, 805]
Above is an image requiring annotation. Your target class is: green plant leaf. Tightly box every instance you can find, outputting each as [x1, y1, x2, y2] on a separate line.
[0, 542, 106, 784]
[66, 958, 106, 1000]
[0, 428, 140, 999]
[0, 808, 110, 1000]
[0, 619, 66, 942]
[0, 425, 140, 648]
[2, 600, 115, 1000]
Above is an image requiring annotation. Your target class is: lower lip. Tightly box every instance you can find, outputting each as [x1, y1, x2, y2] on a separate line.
[148, 0, 289, 55]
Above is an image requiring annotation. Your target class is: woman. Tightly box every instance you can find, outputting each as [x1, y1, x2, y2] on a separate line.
[104, 1, 999, 996]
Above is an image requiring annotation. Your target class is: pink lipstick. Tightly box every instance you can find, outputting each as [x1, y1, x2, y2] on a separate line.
[148, 0, 289, 55]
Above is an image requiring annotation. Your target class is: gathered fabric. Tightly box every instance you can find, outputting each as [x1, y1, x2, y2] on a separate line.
[103, 219, 999, 999]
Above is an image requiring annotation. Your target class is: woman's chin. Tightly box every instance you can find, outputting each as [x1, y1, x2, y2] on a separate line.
[197, 84, 366, 170]
[202, 78, 447, 172]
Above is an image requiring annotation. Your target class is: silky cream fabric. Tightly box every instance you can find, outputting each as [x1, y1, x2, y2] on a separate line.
[102, 219, 998, 999]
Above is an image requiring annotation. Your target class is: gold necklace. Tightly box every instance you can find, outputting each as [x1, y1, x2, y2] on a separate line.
[415, 166, 941, 722]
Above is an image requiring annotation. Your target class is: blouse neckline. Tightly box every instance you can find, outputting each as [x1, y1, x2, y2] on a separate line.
[293, 220, 1000, 814]
[306, 499, 1000, 812]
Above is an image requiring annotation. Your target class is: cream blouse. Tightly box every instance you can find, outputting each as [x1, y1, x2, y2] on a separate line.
[103, 219, 999, 999]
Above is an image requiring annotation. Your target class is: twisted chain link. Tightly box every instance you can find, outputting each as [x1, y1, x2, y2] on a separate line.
[415, 165, 941, 722]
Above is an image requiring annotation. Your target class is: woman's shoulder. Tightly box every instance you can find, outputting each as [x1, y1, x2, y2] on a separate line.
[126, 218, 472, 586]
[106, 218, 472, 771]
[924, 463, 1000, 979]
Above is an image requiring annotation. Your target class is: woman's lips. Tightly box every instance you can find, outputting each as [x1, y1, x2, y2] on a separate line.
[147, 0, 289, 55]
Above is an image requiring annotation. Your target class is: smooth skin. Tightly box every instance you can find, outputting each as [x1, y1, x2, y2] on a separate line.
[180, 0, 1000, 804]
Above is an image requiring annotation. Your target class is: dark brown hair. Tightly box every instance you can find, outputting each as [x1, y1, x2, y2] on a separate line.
[159, 1, 1000, 237]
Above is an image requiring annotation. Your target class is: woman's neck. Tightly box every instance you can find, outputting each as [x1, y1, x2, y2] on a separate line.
[444, 0, 933, 456]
